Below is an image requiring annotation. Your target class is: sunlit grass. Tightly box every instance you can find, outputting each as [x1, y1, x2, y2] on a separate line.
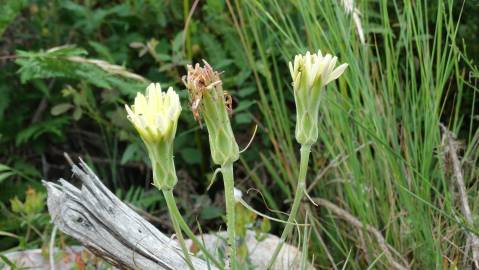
[229, 0, 478, 268]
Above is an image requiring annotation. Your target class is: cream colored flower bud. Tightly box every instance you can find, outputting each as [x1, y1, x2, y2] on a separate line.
[125, 83, 182, 144]
[125, 83, 182, 190]
[290, 50, 348, 145]
[289, 50, 348, 90]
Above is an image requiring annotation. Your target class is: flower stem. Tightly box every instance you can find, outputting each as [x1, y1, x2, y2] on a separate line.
[221, 163, 237, 270]
[163, 190, 224, 269]
[267, 144, 311, 269]
[163, 190, 195, 270]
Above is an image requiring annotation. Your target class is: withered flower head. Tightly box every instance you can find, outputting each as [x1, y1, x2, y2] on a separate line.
[182, 60, 239, 166]
[183, 60, 231, 125]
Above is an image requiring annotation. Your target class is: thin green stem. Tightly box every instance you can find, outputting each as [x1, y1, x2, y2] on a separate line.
[300, 209, 310, 270]
[163, 190, 195, 270]
[163, 190, 224, 269]
[267, 144, 311, 268]
[221, 162, 237, 270]
[183, 0, 192, 59]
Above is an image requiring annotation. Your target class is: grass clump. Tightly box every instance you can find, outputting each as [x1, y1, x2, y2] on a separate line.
[229, 0, 479, 268]
[1, 0, 478, 269]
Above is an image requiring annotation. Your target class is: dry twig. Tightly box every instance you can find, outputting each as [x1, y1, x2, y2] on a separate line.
[440, 123, 479, 268]
[312, 197, 409, 270]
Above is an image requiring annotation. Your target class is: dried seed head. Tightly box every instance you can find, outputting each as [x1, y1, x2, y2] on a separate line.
[182, 60, 239, 165]
[224, 91, 233, 114]
[183, 60, 223, 125]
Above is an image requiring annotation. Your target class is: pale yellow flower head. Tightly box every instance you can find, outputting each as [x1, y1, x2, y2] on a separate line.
[125, 83, 181, 143]
[290, 50, 347, 146]
[289, 50, 348, 90]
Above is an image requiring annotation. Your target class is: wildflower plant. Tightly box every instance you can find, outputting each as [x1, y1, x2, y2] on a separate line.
[268, 50, 348, 267]
[125, 83, 225, 270]
[183, 61, 240, 166]
[125, 83, 181, 190]
[124, 83, 196, 269]
[290, 51, 348, 146]
[125, 52, 346, 270]
[184, 61, 240, 270]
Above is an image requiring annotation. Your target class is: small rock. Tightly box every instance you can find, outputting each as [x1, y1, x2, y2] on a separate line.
[185, 230, 315, 270]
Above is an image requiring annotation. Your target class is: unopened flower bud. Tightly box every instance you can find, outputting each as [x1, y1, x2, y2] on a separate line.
[290, 51, 348, 145]
[125, 83, 182, 190]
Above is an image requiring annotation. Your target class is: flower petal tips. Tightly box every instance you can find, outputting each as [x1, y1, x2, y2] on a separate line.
[290, 50, 347, 146]
[125, 83, 181, 143]
[289, 50, 348, 90]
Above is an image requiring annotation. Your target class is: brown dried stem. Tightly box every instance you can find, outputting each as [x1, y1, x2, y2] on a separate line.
[440, 123, 479, 268]
[312, 197, 409, 270]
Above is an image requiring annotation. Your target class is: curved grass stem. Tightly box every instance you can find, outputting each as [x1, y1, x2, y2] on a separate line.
[163, 190, 224, 269]
[267, 144, 311, 269]
[163, 190, 195, 270]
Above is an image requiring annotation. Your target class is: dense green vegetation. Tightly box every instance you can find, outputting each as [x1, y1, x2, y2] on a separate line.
[1, 0, 478, 269]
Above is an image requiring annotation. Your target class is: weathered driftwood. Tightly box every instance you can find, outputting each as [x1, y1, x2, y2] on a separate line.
[43, 160, 215, 270]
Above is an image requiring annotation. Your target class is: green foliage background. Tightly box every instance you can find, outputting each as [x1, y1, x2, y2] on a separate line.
[0, 0, 478, 269]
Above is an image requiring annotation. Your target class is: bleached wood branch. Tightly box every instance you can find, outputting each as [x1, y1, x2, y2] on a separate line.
[441, 123, 479, 268]
[43, 160, 216, 270]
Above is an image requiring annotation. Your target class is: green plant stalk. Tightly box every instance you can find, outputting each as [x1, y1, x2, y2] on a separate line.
[163, 190, 224, 269]
[162, 190, 195, 270]
[267, 144, 311, 268]
[222, 163, 237, 270]
[183, 0, 192, 59]
[300, 209, 310, 270]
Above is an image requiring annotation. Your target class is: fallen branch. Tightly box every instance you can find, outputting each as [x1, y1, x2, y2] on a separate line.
[440, 123, 479, 268]
[43, 160, 215, 270]
[312, 197, 409, 270]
